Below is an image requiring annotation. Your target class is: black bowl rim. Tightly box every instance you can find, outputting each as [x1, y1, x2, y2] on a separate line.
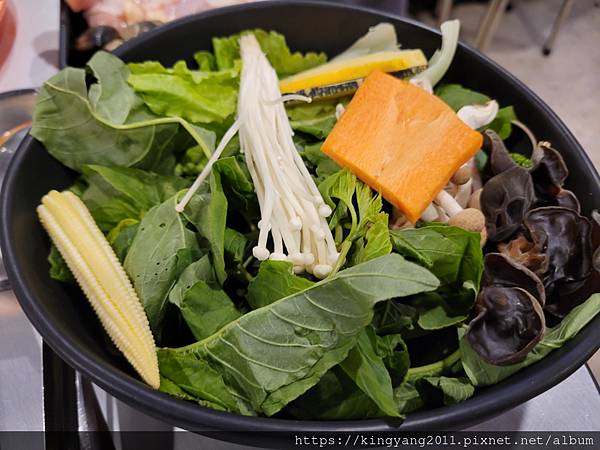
[2, 0, 600, 433]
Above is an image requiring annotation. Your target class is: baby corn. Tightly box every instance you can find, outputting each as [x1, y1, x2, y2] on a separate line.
[37, 190, 160, 389]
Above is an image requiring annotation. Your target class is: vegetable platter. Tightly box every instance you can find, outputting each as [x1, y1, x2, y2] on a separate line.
[2, 1, 599, 434]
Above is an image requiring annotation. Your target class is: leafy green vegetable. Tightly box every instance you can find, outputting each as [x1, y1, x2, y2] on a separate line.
[301, 142, 340, 182]
[31, 52, 216, 172]
[288, 369, 381, 420]
[82, 165, 190, 232]
[319, 169, 391, 273]
[177, 281, 242, 340]
[374, 301, 419, 336]
[394, 382, 423, 413]
[128, 60, 239, 124]
[377, 334, 410, 386]
[339, 327, 401, 417]
[510, 152, 533, 168]
[107, 218, 139, 261]
[168, 255, 215, 306]
[182, 172, 228, 285]
[435, 84, 490, 111]
[247, 260, 314, 309]
[212, 29, 326, 77]
[391, 225, 483, 330]
[48, 245, 74, 283]
[193, 51, 216, 71]
[286, 99, 347, 139]
[86, 51, 142, 124]
[416, 376, 475, 406]
[124, 195, 200, 337]
[213, 156, 259, 216]
[223, 228, 248, 265]
[460, 293, 600, 386]
[158, 254, 439, 416]
[488, 106, 516, 140]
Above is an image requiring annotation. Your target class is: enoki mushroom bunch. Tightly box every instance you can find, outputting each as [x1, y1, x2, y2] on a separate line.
[238, 35, 338, 278]
[176, 34, 339, 278]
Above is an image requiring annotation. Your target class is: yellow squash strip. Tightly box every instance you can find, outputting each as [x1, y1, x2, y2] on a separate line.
[279, 49, 427, 93]
[37, 190, 160, 389]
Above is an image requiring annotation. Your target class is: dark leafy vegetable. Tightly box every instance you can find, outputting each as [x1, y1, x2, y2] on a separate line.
[48, 244, 74, 283]
[107, 218, 139, 261]
[175, 281, 241, 340]
[339, 327, 401, 417]
[415, 376, 475, 406]
[246, 260, 313, 309]
[466, 286, 545, 365]
[390, 225, 483, 329]
[460, 293, 600, 386]
[124, 195, 200, 337]
[435, 86, 515, 138]
[301, 142, 340, 182]
[158, 254, 439, 416]
[181, 172, 228, 285]
[82, 165, 190, 232]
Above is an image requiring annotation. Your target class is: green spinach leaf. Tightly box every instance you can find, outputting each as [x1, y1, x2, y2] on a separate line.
[48, 244, 74, 283]
[124, 196, 200, 337]
[178, 281, 242, 340]
[416, 376, 475, 406]
[31, 54, 215, 172]
[247, 260, 314, 309]
[158, 254, 439, 416]
[182, 172, 228, 285]
[107, 218, 139, 261]
[82, 165, 189, 231]
[340, 327, 401, 417]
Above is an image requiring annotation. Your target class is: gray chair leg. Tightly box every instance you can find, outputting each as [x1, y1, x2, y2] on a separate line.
[543, 0, 575, 55]
[474, 0, 511, 52]
[436, 0, 454, 25]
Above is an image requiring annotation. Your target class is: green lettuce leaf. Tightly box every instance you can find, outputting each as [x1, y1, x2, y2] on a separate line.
[212, 29, 326, 77]
[158, 254, 439, 416]
[460, 293, 600, 386]
[128, 60, 239, 124]
[301, 142, 340, 183]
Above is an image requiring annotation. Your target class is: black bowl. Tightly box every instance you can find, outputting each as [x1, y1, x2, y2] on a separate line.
[2, 0, 599, 436]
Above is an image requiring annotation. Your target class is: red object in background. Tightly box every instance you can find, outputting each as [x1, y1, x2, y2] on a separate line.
[65, 0, 98, 13]
[0, 0, 16, 73]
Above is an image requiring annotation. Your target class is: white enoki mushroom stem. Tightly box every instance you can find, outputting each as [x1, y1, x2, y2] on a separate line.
[239, 35, 337, 278]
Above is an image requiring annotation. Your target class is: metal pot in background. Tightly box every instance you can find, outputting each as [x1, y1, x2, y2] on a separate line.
[0, 89, 36, 291]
